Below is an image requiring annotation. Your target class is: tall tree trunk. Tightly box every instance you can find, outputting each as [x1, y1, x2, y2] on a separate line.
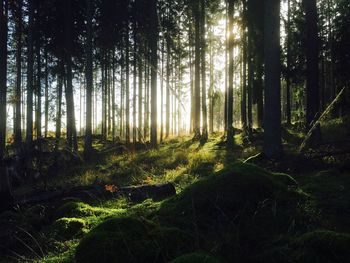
[55, 71, 63, 145]
[226, 0, 235, 147]
[14, 0, 22, 147]
[125, 26, 130, 145]
[150, 0, 158, 148]
[112, 51, 116, 141]
[133, 30, 137, 146]
[166, 41, 170, 138]
[44, 49, 49, 138]
[304, 0, 320, 128]
[241, 1, 247, 132]
[84, 0, 93, 157]
[263, 0, 282, 158]
[0, 0, 8, 158]
[193, 0, 201, 139]
[138, 47, 143, 142]
[64, 0, 78, 151]
[247, 6, 253, 134]
[26, 0, 34, 145]
[36, 45, 42, 139]
[200, 0, 208, 141]
[160, 39, 164, 142]
[286, 0, 292, 125]
[208, 25, 214, 134]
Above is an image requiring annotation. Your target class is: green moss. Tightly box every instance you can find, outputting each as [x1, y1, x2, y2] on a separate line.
[170, 253, 222, 263]
[294, 230, 350, 263]
[75, 217, 192, 263]
[158, 162, 312, 260]
[52, 218, 86, 240]
[55, 201, 125, 220]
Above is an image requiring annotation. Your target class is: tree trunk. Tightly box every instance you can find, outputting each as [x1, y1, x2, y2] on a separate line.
[14, 0, 22, 147]
[166, 40, 170, 138]
[193, 0, 201, 139]
[226, 0, 235, 147]
[286, 0, 292, 125]
[138, 47, 143, 142]
[0, 0, 7, 159]
[150, 0, 158, 148]
[125, 26, 130, 145]
[36, 44, 42, 139]
[304, 0, 320, 128]
[241, 1, 247, 132]
[200, 0, 208, 141]
[64, 0, 78, 151]
[55, 71, 63, 145]
[26, 0, 34, 145]
[84, 0, 93, 157]
[133, 30, 137, 146]
[263, 0, 282, 158]
[44, 49, 49, 138]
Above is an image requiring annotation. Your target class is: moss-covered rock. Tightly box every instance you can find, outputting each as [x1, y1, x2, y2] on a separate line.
[75, 217, 192, 263]
[52, 218, 86, 240]
[158, 162, 312, 260]
[170, 253, 222, 263]
[294, 230, 350, 263]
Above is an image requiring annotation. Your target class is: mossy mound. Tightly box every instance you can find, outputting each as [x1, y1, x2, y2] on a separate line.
[293, 230, 350, 263]
[170, 253, 222, 263]
[75, 217, 192, 263]
[158, 162, 312, 260]
[52, 218, 86, 240]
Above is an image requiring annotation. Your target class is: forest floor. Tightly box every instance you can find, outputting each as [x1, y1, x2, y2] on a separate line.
[0, 117, 350, 263]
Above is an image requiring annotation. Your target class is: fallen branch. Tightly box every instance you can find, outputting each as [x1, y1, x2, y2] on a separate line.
[299, 87, 346, 153]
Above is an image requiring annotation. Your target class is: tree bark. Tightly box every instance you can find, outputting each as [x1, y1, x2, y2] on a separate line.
[193, 0, 201, 139]
[200, 0, 208, 141]
[64, 0, 78, 151]
[14, 0, 22, 146]
[84, 0, 93, 157]
[150, 0, 158, 148]
[0, 0, 8, 159]
[303, 0, 320, 128]
[26, 0, 34, 145]
[226, 0, 235, 147]
[263, 0, 282, 158]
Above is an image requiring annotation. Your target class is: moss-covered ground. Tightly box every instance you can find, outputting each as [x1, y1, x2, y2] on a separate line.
[0, 118, 349, 262]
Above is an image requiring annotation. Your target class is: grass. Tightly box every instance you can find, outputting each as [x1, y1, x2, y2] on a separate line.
[3, 118, 350, 263]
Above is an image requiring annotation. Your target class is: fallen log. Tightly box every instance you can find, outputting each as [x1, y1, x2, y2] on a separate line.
[15, 182, 176, 206]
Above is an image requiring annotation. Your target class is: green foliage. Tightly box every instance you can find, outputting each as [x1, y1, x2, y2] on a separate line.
[170, 253, 222, 263]
[75, 217, 192, 263]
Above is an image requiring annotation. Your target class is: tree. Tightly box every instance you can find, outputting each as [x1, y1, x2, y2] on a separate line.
[150, 0, 158, 148]
[64, 0, 78, 151]
[0, 0, 7, 159]
[226, 0, 234, 147]
[84, 0, 93, 157]
[303, 0, 320, 128]
[200, 0, 208, 141]
[13, 0, 23, 147]
[285, 0, 292, 125]
[26, 0, 34, 145]
[193, 0, 201, 140]
[263, 0, 282, 158]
